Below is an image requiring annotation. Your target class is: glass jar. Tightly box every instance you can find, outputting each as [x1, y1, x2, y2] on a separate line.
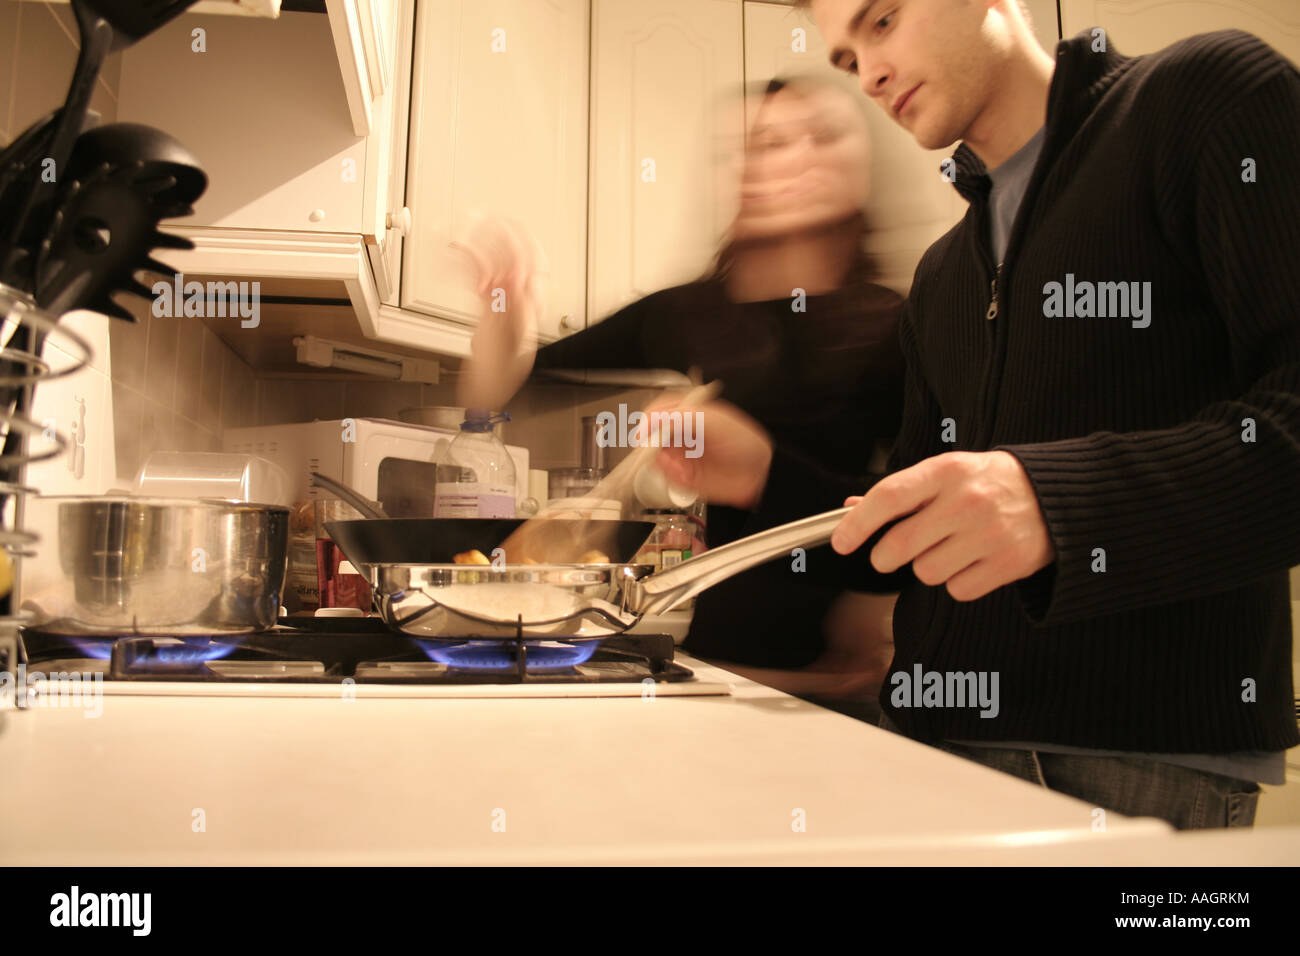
[635, 510, 691, 565]
[636, 509, 700, 610]
[314, 497, 371, 612]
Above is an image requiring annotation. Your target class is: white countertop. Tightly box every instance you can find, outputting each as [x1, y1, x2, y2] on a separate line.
[6, 652, 1287, 865]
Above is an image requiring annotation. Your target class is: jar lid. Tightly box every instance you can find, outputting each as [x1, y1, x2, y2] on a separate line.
[460, 409, 511, 432]
[315, 607, 366, 618]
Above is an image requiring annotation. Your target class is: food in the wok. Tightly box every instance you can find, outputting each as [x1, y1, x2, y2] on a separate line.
[453, 549, 491, 565]
[452, 545, 612, 565]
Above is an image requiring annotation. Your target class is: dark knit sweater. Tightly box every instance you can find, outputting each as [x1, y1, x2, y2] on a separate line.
[762, 29, 1300, 753]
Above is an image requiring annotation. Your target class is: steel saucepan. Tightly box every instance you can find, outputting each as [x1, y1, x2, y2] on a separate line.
[364, 507, 851, 640]
[24, 495, 289, 635]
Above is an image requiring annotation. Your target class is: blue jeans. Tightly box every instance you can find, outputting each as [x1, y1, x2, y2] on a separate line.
[877, 712, 1260, 830]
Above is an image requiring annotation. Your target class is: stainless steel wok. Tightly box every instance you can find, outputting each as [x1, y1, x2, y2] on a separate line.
[369, 507, 851, 639]
[26, 495, 289, 635]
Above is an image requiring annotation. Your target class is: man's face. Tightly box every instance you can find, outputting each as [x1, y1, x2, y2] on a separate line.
[811, 0, 996, 151]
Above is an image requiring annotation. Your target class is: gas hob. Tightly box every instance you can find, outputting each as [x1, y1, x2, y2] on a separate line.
[8, 617, 731, 699]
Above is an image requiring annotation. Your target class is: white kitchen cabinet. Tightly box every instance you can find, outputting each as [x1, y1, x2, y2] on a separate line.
[326, 0, 402, 137]
[118, 10, 375, 235]
[742, 1, 965, 296]
[106, 4, 456, 353]
[402, 0, 590, 342]
[39, 0, 398, 136]
[363, 0, 415, 304]
[585, 0, 744, 323]
[1060, 0, 1299, 63]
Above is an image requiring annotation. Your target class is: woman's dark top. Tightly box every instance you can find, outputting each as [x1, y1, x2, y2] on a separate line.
[534, 266, 905, 667]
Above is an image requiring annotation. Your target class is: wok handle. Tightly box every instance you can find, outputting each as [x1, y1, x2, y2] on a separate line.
[309, 471, 388, 520]
[631, 506, 853, 615]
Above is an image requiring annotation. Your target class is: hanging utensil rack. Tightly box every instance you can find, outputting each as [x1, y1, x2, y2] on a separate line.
[0, 284, 93, 653]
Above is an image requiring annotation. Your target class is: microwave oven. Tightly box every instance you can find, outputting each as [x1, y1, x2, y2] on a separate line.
[223, 418, 530, 515]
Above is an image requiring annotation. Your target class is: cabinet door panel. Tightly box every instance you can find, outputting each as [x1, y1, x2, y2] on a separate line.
[587, 0, 744, 324]
[365, 0, 414, 304]
[1061, 0, 1299, 62]
[403, 0, 589, 341]
[117, 11, 366, 233]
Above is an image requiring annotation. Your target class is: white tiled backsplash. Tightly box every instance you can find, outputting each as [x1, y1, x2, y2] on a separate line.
[23, 302, 656, 492]
[0, 1, 123, 153]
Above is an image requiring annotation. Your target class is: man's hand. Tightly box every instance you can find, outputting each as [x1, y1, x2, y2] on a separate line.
[651, 398, 774, 509]
[832, 451, 1055, 602]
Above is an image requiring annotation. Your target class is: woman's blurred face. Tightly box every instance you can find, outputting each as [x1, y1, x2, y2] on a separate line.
[732, 86, 871, 241]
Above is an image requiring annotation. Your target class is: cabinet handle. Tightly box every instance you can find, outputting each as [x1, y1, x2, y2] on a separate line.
[386, 207, 413, 236]
[560, 314, 581, 334]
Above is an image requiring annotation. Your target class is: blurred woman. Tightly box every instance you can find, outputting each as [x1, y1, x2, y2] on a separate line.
[458, 75, 903, 702]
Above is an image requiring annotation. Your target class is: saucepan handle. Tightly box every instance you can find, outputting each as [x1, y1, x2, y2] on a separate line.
[630, 506, 853, 616]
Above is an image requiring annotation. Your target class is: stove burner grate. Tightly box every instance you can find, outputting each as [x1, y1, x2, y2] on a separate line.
[417, 639, 597, 671]
[18, 621, 693, 685]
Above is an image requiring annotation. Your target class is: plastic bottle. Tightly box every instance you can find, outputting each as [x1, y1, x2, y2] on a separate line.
[433, 409, 516, 518]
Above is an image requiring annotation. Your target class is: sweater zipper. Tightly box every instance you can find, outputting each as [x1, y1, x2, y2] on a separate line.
[972, 198, 1001, 325]
[986, 263, 1002, 321]
[974, 207, 1004, 449]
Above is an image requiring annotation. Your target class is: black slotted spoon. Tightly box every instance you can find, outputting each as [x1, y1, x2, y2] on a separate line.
[0, 0, 202, 291]
[33, 122, 208, 321]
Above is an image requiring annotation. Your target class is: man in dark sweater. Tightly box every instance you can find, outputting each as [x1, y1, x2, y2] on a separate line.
[656, 0, 1300, 829]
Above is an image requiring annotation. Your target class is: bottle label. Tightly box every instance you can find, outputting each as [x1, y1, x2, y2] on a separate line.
[476, 492, 515, 518]
[433, 493, 477, 518]
[434, 483, 515, 518]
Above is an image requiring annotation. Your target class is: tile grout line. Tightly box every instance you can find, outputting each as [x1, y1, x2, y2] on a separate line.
[44, 1, 77, 46]
[4, 2, 25, 140]
[43, 1, 121, 106]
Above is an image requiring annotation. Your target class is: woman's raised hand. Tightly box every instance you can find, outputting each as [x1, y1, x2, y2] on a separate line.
[452, 216, 549, 411]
